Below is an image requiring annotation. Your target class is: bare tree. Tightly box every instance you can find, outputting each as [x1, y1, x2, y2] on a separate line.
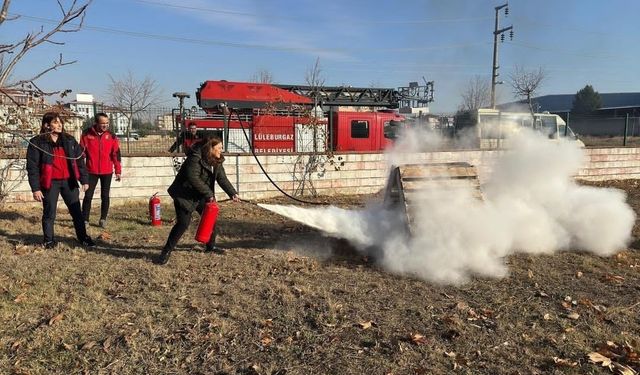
[292, 57, 328, 197]
[107, 70, 162, 151]
[0, 0, 90, 90]
[305, 57, 325, 95]
[249, 69, 274, 84]
[0, 0, 90, 206]
[459, 75, 490, 111]
[509, 66, 546, 115]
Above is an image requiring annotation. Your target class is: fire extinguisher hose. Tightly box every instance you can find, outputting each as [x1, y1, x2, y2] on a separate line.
[232, 110, 329, 206]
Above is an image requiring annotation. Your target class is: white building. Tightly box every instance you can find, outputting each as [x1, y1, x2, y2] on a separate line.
[64, 94, 129, 134]
[65, 93, 95, 119]
[103, 106, 129, 135]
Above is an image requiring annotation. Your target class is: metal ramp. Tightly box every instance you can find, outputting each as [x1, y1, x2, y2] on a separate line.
[383, 162, 482, 233]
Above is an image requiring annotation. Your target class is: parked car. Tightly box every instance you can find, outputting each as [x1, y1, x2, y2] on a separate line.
[116, 132, 139, 141]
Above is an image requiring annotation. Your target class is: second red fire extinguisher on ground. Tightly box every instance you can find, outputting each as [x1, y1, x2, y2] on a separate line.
[149, 193, 161, 226]
[195, 201, 219, 243]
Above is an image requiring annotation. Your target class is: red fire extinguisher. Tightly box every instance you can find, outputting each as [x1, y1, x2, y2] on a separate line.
[195, 201, 219, 243]
[149, 192, 161, 226]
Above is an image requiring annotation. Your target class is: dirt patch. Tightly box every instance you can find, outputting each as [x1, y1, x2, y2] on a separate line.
[0, 182, 639, 374]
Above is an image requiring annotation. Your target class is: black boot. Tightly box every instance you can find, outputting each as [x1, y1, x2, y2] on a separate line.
[154, 248, 172, 265]
[205, 244, 225, 254]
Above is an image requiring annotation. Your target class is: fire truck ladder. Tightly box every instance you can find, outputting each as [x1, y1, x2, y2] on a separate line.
[274, 84, 401, 108]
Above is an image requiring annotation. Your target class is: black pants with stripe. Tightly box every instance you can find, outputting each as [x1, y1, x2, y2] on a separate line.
[82, 173, 113, 222]
[42, 179, 88, 243]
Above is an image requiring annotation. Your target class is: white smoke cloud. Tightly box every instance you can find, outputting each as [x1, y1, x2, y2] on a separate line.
[260, 127, 635, 284]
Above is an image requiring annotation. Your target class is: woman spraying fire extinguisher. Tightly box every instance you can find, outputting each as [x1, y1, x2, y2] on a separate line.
[156, 137, 240, 265]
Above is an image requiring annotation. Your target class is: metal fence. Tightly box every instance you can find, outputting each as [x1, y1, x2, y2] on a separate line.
[564, 114, 640, 147]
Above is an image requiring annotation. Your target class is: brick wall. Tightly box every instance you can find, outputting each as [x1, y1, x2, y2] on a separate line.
[2, 147, 639, 204]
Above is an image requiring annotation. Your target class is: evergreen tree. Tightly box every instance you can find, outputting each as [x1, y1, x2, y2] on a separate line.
[572, 85, 602, 114]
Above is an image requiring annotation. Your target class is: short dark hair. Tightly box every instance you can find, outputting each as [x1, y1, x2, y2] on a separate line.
[95, 113, 109, 123]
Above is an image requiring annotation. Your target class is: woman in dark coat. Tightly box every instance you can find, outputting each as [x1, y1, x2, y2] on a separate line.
[157, 137, 240, 265]
[26, 112, 95, 248]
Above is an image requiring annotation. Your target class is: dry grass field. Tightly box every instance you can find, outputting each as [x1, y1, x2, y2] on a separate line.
[0, 181, 639, 374]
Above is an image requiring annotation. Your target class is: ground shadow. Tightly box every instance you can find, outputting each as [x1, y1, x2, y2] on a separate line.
[0, 210, 33, 221]
[0, 229, 43, 246]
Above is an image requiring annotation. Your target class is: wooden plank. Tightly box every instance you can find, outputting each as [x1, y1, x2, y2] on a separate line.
[402, 179, 480, 191]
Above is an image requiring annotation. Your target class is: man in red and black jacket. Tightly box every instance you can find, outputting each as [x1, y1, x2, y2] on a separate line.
[80, 113, 122, 228]
[169, 122, 202, 154]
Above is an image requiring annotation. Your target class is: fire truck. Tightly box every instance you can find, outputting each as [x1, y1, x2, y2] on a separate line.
[172, 80, 434, 153]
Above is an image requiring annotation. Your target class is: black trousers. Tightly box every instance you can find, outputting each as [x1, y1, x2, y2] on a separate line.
[163, 200, 217, 251]
[42, 179, 87, 243]
[82, 173, 113, 221]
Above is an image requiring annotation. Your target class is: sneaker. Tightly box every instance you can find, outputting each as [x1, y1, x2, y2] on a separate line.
[154, 249, 171, 265]
[80, 237, 96, 247]
[43, 241, 57, 249]
[99, 219, 107, 228]
[205, 245, 226, 254]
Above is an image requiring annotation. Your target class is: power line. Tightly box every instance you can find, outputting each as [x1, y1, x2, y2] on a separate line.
[133, 0, 493, 25]
[13, 14, 489, 53]
[505, 41, 616, 60]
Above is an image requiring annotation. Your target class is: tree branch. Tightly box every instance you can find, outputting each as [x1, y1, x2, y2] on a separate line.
[0, 0, 11, 26]
[0, 0, 90, 87]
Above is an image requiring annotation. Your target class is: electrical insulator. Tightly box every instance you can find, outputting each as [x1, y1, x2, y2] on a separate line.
[510, 30, 514, 40]
[505, 6, 509, 16]
[501, 34, 505, 42]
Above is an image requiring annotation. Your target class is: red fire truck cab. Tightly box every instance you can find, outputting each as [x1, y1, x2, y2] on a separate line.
[331, 110, 405, 152]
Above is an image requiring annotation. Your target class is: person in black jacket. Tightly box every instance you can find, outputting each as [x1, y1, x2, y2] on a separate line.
[26, 112, 96, 248]
[168, 122, 202, 154]
[156, 136, 240, 265]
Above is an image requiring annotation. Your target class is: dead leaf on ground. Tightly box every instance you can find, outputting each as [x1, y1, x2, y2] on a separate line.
[576, 271, 583, 278]
[62, 342, 74, 351]
[81, 341, 97, 350]
[602, 274, 625, 284]
[537, 291, 549, 298]
[102, 337, 114, 352]
[48, 313, 64, 326]
[357, 320, 374, 330]
[260, 336, 273, 347]
[527, 269, 534, 278]
[589, 352, 613, 367]
[543, 313, 552, 320]
[454, 301, 469, 311]
[410, 333, 429, 345]
[14, 244, 29, 255]
[553, 356, 578, 367]
[97, 231, 111, 240]
[13, 293, 27, 303]
[566, 312, 580, 320]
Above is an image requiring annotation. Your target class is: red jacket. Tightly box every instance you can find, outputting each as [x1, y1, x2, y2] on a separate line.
[80, 127, 122, 175]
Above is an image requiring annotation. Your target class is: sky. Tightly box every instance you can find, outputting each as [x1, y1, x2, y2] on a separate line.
[3, 0, 640, 113]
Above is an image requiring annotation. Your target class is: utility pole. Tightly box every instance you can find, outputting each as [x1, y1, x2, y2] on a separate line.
[490, 2, 513, 109]
[172, 92, 190, 152]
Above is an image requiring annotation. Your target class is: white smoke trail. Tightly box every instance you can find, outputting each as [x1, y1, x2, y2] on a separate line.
[260, 128, 635, 284]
